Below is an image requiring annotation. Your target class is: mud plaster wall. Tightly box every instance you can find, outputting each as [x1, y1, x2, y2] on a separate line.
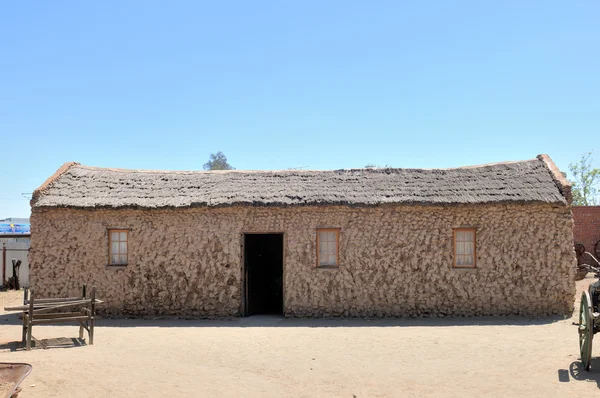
[30, 204, 576, 317]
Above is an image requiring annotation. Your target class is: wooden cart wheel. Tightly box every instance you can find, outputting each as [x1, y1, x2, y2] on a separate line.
[579, 291, 594, 371]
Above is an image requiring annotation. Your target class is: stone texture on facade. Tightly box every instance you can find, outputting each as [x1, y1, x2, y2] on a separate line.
[30, 203, 576, 317]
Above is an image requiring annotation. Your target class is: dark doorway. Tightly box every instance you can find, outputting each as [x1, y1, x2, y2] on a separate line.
[244, 234, 283, 316]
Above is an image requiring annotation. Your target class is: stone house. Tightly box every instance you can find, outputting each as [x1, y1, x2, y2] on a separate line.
[29, 155, 576, 317]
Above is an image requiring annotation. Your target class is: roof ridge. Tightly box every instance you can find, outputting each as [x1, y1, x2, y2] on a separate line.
[71, 158, 540, 174]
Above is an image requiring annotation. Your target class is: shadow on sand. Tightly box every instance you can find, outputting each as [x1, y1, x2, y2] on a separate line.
[0, 337, 87, 352]
[93, 313, 568, 328]
[1, 309, 568, 329]
[561, 360, 600, 388]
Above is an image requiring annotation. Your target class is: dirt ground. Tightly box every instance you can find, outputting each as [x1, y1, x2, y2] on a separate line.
[1, 279, 599, 398]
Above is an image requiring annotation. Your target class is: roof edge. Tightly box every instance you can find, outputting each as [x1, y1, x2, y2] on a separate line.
[31, 162, 80, 206]
[537, 154, 572, 205]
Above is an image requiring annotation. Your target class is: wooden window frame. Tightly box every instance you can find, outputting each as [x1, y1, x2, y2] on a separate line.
[108, 229, 129, 266]
[453, 228, 476, 269]
[316, 228, 340, 268]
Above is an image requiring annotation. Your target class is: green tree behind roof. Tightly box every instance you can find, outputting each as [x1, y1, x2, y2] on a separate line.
[569, 152, 600, 205]
[203, 152, 234, 170]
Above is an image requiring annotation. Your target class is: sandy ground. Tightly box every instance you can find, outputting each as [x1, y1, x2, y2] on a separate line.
[0, 279, 599, 398]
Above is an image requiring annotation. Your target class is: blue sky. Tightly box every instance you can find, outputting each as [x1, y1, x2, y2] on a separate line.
[1, 1, 598, 218]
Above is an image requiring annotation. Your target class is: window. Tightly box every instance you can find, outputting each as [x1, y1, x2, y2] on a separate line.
[109, 230, 128, 265]
[317, 228, 339, 267]
[453, 228, 476, 268]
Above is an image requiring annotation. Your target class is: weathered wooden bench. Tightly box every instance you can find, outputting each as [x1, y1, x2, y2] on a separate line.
[4, 285, 103, 350]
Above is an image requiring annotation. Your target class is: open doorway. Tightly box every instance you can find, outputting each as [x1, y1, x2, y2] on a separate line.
[244, 233, 283, 316]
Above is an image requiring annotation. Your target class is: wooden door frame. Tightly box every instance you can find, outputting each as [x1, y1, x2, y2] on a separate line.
[240, 232, 286, 317]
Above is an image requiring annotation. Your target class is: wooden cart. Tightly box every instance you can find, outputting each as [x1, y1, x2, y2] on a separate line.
[578, 265, 600, 371]
[4, 285, 102, 351]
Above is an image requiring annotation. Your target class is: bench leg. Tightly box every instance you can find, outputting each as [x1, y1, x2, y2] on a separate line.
[25, 317, 33, 351]
[79, 320, 84, 340]
[21, 312, 27, 344]
[25, 322, 32, 351]
[21, 288, 29, 344]
[26, 291, 34, 350]
[80, 284, 86, 340]
[89, 287, 96, 345]
[89, 318, 94, 345]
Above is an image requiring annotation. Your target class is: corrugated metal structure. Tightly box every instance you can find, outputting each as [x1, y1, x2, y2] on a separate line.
[0, 218, 30, 288]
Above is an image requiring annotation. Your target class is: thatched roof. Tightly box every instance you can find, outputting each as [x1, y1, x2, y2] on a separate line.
[31, 155, 571, 209]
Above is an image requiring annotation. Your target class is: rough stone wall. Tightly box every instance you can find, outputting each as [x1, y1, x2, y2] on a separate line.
[30, 204, 576, 317]
[573, 206, 600, 258]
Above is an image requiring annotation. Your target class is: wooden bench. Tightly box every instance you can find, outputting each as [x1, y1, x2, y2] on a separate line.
[4, 284, 103, 350]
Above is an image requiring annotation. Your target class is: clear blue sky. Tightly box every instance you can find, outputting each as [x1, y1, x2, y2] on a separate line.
[1, 1, 598, 218]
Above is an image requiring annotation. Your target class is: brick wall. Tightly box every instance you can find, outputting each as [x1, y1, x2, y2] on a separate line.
[573, 206, 600, 257]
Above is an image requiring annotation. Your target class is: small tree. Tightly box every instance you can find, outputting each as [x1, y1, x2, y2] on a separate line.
[569, 152, 600, 205]
[203, 152, 234, 170]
